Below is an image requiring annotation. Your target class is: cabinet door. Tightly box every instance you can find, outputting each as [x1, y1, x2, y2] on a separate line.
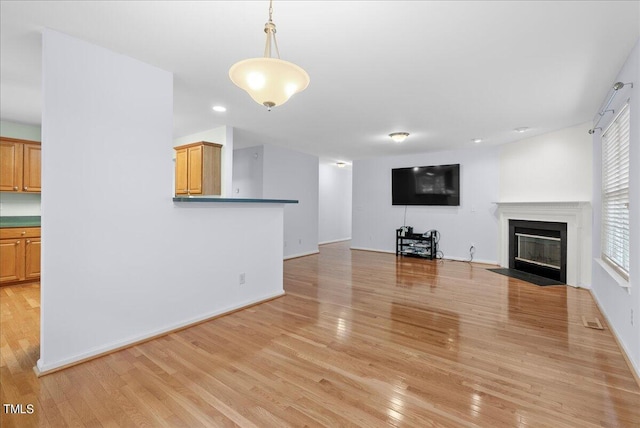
[0, 239, 25, 283]
[25, 238, 41, 279]
[187, 145, 203, 195]
[22, 143, 41, 192]
[0, 140, 23, 192]
[202, 144, 221, 195]
[175, 147, 189, 195]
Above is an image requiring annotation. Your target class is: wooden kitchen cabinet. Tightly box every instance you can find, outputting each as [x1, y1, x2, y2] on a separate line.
[22, 143, 41, 192]
[25, 237, 41, 279]
[174, 141, 222, 196]
[0, 227, 41, 284]
[0, 137, 41, 193]
[0, 238, 24, 283]
[0, 139, 21, 192]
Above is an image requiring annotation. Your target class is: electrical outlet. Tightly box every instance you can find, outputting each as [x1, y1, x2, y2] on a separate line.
[298, 238, 302, 245]
[239, 273, 245, 285]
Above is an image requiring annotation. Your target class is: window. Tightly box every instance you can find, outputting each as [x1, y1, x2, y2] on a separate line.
[601, 103, 630, 280]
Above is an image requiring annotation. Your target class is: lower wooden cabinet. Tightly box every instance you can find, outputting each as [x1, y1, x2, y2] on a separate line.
[25, 237, 41, 280]
[0, 227, 41, 284]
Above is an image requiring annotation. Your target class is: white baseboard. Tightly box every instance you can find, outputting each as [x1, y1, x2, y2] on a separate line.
[589, 290, 640, 387]
[350, 247, 498, 265]
[350, 246, 395, 254]
[35, 291, 285, 375]
[284, 250, 320, 260]
[319, 237, 351, 245]
[442, 256, 498, 265]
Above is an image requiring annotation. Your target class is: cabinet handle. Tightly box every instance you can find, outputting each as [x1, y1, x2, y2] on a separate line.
[26, 240, 31, 244]
[13, 186, 18, 191]
[21, 231, 26, 235]
[24, 186, 28, 190]
[16, 241, 20, 245]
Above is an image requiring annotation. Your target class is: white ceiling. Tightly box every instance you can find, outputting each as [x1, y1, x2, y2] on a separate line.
[1, 1, 639, 163]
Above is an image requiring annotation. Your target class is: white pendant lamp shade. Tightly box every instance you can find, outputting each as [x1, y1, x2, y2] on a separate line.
[229, 57, 310, 109]
[229, 0, 310, 110]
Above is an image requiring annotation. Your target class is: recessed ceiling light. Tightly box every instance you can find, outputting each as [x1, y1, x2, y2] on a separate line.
[336, 162, 347, 168]
[472, 138, 482, 144]
[212, 105, 227, 112]
[514, 127, 529, 133]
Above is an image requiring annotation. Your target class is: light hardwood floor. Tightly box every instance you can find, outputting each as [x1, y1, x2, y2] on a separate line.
[1, 242, 639, 427]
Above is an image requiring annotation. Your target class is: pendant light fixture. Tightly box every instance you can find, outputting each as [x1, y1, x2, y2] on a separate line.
[229, 0, 310, 111]
[389, 132, 410, 143]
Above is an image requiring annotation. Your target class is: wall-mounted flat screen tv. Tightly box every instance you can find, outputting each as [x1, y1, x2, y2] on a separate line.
[392, 164, 460, 206]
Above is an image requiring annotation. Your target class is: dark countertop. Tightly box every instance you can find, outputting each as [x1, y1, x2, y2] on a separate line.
[173, 197, 298, 204]
[0, 216, 41, 228]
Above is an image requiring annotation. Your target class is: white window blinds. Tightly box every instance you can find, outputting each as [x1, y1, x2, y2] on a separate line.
[601, 103, 630, 280]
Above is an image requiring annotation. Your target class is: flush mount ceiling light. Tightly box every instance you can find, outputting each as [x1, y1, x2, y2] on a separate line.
[389, 132, 409, 143]
[212, 105, 227, 112]
[472, 138, 483, 144]
[514, 127, 529, 133]
[336, 162, 347, 168]
[229, 0, 310, 111]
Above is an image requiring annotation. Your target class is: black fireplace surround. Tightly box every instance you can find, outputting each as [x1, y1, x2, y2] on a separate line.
[509, 220, 567, 283]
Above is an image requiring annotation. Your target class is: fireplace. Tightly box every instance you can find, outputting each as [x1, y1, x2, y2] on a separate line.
[496, 201, 591, 287]
[509, 220, 567, 283]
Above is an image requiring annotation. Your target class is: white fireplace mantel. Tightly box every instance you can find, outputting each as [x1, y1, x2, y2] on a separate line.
[495, 201, 592, 288]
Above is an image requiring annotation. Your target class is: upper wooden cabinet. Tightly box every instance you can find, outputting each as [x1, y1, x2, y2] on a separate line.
[22, 143, 42, 192]
[174, 141, 222, 196]
[0, 137, 41, 193]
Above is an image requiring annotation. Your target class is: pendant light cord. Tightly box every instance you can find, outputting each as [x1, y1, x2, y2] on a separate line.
[263, 0, 281, 59]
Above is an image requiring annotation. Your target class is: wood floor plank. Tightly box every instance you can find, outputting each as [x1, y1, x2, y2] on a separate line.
[1, 242, 639, 427]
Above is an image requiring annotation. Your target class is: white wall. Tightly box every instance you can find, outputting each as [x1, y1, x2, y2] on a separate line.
[498, 122, 594, 288]
[590, 39, 640, 378]
[231, 144, 319, 258]
[319, 163, 352, 244]
[0, 120, 42, 216]
[0, 120, 41, 141]
[232, 146, 264, 198]
[0, 193, 41, 216]
[39, 29, 285, 372]
[174, 126, 233, 197]
[352, 147, 500, 263]
[262, 144, 319, 259]
[500, 122, 593, 202]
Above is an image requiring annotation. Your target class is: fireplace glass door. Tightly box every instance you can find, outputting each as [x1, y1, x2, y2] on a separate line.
[515, 233, 561, 270]
[509, 219, 567, 283]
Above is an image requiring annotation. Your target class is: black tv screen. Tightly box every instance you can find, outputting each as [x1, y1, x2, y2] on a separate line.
[392, 164, 460, 206]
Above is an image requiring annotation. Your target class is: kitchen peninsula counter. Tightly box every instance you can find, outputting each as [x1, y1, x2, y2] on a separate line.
[173, 197, 298, 204]
[0, 216, 41, 228]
